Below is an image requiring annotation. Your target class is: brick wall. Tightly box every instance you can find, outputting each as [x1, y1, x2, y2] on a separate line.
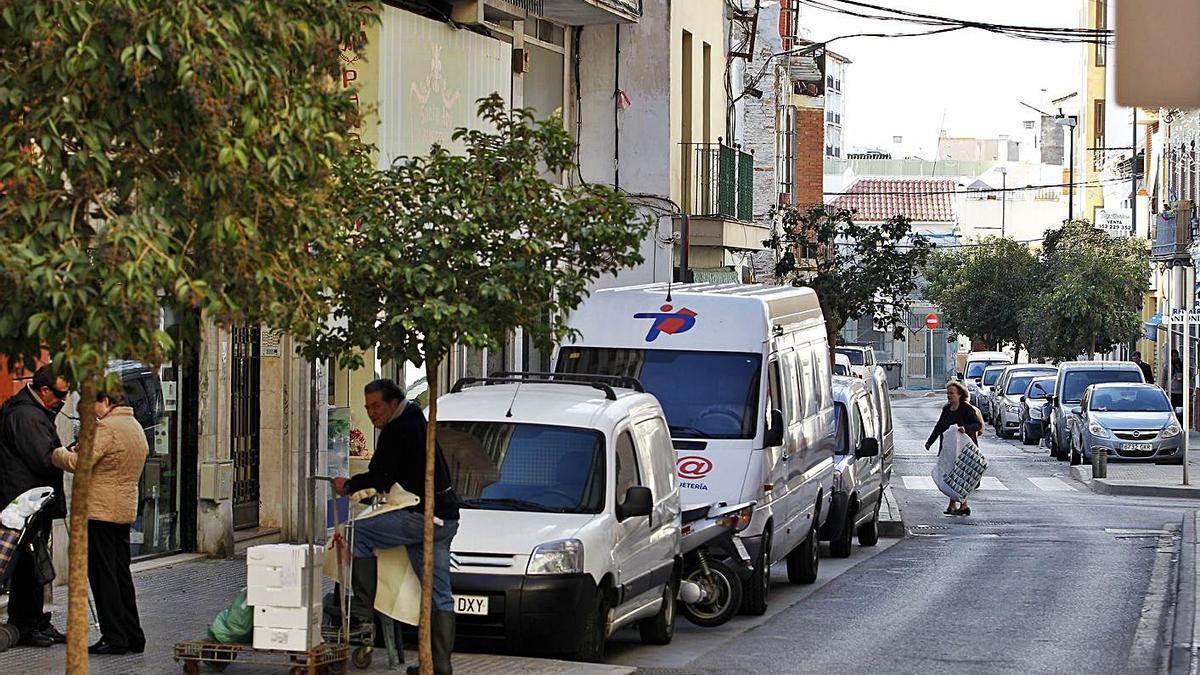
[795, 106, 824, 209]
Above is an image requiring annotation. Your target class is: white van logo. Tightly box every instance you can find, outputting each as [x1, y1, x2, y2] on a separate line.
[677, 456, 713, 479]
[633, 305, 699, 342]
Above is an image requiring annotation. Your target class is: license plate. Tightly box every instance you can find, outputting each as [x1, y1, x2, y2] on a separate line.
[453, 595, 489, 615]
[732, 537, 750, 562]
[1122, 443, 1153, 453]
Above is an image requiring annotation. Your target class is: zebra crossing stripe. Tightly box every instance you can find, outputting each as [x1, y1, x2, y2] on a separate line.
[1027, 476, 1076, 491]
[899, 475, 1077, 492]
[902, 476, 937, 490]
[977, 477, 1007, 491]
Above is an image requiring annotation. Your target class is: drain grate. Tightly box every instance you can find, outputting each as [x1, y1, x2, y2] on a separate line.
[957, 520, 1012, 526]
[910, 524, 949, 531]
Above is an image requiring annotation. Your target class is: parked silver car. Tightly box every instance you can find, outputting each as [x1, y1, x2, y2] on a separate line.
[976, 364, 1006, 422]
[1049, 361, 1145, 463]
[1018, 376, 1056, 445]
[822, 376, 884, 558]
[992, 365, 1057, 438]
[1070, 383, 1183, 464]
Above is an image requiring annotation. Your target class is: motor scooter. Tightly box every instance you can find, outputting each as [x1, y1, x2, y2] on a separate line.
[677, 501, 755, 628]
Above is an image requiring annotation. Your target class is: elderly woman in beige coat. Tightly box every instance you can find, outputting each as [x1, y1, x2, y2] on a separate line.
[53, 386, 149, 655]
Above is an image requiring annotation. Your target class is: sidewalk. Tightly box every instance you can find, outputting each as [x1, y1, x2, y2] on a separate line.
[0, 556, 633, 675]
[1070, 432, 1200, 499]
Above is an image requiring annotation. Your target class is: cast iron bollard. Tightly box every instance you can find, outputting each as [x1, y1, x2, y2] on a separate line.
[1091, 448, 1107, 479]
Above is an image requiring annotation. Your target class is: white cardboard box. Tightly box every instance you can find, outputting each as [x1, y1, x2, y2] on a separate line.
[246, 544, 323, 569]
[253, 622, 321, 652]
[254, 604, 322, 631]
[246, 564, 321, 608]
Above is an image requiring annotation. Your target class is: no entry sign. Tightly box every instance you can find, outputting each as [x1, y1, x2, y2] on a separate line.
[925, 313, 940, 330]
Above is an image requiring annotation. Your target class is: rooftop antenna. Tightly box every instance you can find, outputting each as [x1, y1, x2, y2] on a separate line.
[504, 378, 522, 418]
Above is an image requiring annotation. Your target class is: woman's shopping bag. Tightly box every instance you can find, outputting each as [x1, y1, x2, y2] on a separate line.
[932, 429, 988, 502]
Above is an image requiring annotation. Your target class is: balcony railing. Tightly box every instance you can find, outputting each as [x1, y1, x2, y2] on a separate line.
[1152, 200, 1195, 259]
[681, 141, 754, 222]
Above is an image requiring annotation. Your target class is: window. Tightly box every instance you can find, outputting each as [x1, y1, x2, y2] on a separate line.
[558, 347, 762, 439]
[827, 75, 834, 91]
[1062, 369, 1143, 403]
[615, 430, 641, 505]
[833, 402, 851, 455]
[799, 350, 818, 418]
[1023, 120, 1036, 130]
[768, 358, 782, 424]
[781, 350, 802, 421]
[1094, 0, 1107, 66]
[1089, 386, 1170, 412]
[635, 418, 675, 497]
[1093, 99, 1105, 150]
[442, 421, 605, 514]
[852, 400, 868, 447]
[812, 350, 831, 411]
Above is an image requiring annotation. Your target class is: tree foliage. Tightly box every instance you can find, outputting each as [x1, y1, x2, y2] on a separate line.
[924, 236, 1038, 350]
[0, 3, 371, 669]
[766, 204, 934, 346]
[307, 94, 650, 670]
[1021, 221, 1149, 359]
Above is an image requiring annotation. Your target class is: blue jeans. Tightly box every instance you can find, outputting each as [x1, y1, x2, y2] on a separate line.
[352, 509, 459, 612]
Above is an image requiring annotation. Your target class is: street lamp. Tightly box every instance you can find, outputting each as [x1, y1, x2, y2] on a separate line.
[999, 167, 1007, 238]
[1055, 112, 1078, 222]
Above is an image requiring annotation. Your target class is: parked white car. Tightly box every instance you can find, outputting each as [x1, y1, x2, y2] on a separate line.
[557, 283, 836, 616]
[437, 373, 681, 662]
[835, 344, 877, 380]
[822, 376, 885, 558]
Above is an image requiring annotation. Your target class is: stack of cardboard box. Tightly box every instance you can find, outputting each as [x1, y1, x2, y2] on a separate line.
[246, 544, 324, 652]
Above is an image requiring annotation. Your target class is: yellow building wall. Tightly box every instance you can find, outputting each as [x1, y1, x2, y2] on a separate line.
[1081, 0, 1106, 220]
[669, 0, 729, 207]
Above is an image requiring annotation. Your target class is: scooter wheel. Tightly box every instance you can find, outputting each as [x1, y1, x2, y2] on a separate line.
[680, 558, 743, 628]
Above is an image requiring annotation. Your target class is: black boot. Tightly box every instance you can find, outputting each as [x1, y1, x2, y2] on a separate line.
[407, 610, 456, 675]
[350, 557, 378, 625]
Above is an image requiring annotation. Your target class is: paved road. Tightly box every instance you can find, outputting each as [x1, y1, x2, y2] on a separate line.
[620, 396, 1196, 674]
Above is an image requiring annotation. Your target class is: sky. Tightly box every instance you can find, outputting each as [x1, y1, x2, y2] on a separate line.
[792, 0, 1086, 158]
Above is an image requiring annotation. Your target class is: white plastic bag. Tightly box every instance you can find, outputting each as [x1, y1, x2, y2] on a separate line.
[0, 487, 55, 530]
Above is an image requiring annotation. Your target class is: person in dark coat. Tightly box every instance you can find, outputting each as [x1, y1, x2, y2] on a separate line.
[334, 379, 459, 675]
[925, 380, 984, 517]
[0, 366, 71, 647]
[1133, 351, 1155, 385]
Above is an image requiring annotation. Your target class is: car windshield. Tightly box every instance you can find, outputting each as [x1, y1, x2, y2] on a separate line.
[1027, 378, 1056, 399]
[1089, 387, 1171, 413]
[982, 368, 1003, 386]
[967, 360, 1003, 378]
[440, 421, 605, 514]
[836, 348, 865, 365]
[1063, 369, 1143, 403]
[1006, 375, 1038, 395]
[557, 347, 761, 439]
[834, 364, 850, 376]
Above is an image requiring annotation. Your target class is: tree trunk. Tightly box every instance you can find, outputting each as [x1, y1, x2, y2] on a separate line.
[419, 363, 439, 675]
[67, 376, 99, 674]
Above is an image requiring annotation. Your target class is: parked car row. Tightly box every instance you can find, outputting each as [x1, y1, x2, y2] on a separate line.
[964, 351, 1182, 468]
[432, 284, 895, 661]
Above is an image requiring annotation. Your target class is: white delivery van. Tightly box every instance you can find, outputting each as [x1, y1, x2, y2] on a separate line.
[437, 373, 681, 662]
[556, 283, 835, 615]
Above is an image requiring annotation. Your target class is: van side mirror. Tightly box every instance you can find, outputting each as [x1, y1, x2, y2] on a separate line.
[1020, 395, 1026, 402]
[618, 486, 653, 521]
[956, 372, 964, 380]
[763, 408, 784, 447]
[855, 437, 880, 459]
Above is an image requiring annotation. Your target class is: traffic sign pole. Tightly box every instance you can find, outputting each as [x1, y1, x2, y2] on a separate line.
[1186, 312, 1191, 486]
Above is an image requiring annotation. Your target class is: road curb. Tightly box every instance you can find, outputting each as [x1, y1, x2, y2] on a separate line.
[1090, 479, 1200, 500]
[1169, 511, 1197, 674]
[878, 485, 905, 539]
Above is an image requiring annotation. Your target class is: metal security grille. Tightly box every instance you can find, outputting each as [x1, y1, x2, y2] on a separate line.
[230, 326, 261, 530]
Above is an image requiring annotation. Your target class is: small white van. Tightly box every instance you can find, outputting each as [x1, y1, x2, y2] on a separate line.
[556, 283, 835, 615]
[437, 373, 681, 662]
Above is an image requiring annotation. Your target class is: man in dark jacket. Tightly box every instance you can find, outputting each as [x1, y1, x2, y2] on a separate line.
[334, 379, 459, 675]
[0, 366, 71, 647]
[1133, 351, 1155, 385]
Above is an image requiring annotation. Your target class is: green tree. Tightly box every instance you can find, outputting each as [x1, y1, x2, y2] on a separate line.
[0, 3, 371, 670]
[1021, 221, 1149, 359]
[924, 236, 1038, 352]
[306, 95, 650, 670]
[766, 204, 934, 348]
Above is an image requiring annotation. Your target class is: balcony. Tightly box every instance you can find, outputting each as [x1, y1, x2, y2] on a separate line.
[676, 142, 760, 273]
[539, 0, 640, 24]
[1152, 200, 1195, 260]
[681, 141, 754, 221]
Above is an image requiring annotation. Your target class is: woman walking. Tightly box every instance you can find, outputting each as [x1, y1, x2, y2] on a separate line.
[52, 385, 149, 654]
[925, 380, 984, 516]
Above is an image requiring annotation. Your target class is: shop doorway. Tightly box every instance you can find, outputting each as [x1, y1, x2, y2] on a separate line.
[230, 326, 261, 530]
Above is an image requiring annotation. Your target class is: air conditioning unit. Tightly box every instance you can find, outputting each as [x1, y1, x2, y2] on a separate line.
[451, 0, 530, 25]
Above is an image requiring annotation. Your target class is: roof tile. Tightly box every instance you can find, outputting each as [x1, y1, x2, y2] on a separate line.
[830, 178, 958, 223]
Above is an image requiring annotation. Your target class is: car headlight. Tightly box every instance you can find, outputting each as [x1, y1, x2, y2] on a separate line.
[1030, 407, 1043, 419]
[1087, 420, 1111, 439]
[1007, 404, 1021, 413]
[1162, 422, 1182, 438]
[527, 539, 584, 575]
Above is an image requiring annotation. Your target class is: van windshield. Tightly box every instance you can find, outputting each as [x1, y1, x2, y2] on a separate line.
[835, 348, 864, 365]
[439, 422, 605, 514]
[967, 360, 1004, 378]
[1062, 369, 1143, 403]
[557, 347, 762, 439]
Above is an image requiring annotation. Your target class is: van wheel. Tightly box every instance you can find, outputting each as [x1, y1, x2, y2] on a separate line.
[858, 501, 880, 547]
[638, 575, 677, 645]
[574, 592, 609, 662]
[828, 505, 854, 558]
[740, 533, 770, 615]
[787, 525, 819, 583]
